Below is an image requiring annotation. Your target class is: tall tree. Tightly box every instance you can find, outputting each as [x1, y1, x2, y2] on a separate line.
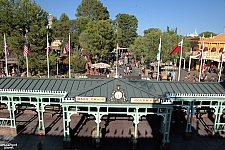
[0, 0, 50, 73]
[130, 28, 162, 63]
[76, 0, 109, 21]
[130, 27, 190, 64]
[79, 19, 115, 62]
[115, 13, 138, 48]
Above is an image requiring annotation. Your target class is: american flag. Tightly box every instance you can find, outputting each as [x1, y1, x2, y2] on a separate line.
[63, 42, 71, 54]
[4, 44, 9, 56]
[24, 41, 29, 57]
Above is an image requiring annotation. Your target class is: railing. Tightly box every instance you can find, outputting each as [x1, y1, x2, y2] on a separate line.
[0, 118, 12, 127]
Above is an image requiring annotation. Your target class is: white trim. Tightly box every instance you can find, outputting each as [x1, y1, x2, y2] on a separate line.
[0, 89, 67, 96]
[169, 93, 224, 98]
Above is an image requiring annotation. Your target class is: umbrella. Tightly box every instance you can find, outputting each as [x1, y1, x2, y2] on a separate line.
[92, 62, 110, 68]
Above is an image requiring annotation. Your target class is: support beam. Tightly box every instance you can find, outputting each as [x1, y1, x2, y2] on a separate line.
[3, 97, 17, 134]
[160, 108, 172, 150]
[130, 108, 139, 150]
[188, 57, 191, 71]
[63, 106, 71, 149]
[212, 102, 222, 136]
[184, 102, 194, 138]
[93, 108, 103, 150]
[37, 99, 45, 135]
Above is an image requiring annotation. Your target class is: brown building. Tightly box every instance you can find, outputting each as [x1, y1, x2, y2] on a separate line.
[188, 33, 225, 71]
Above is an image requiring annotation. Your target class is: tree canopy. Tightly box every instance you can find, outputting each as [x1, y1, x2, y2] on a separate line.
[0, 0, 217, 77]
[76, 0, 109, 21]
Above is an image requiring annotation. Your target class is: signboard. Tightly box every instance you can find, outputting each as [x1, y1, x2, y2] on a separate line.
[75, 96, 106, 103]
[130, 98, 160, 104]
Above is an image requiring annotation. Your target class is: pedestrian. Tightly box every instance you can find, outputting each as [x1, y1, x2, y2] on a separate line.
[159, 72, 163, 81]
[171, 70, 176, 81]
[138, 72, 141, 76]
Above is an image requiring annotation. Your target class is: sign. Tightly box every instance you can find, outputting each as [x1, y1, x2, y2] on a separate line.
[130, 98, 160, 103]
[75, 96, 106, 103]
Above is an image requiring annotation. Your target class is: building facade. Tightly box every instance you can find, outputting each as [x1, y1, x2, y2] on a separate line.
[188, 33, 225, 71]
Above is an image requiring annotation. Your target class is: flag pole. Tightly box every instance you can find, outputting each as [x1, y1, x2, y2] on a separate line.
[25, 35, 29, 77]
[218, 45, 224, 82]
[198, 58, 203, 82]
[4, 34, 8, 77]
[68, 33, 71, 78]
[26, 55, 29, 77]
[47, 33, 50, 78]
[115, 43, 118, 78]
[157, 37, 161, 81]
[218, 61, 223, 82]
[198, 40, 204, 82]
[178, 39, 183, 81]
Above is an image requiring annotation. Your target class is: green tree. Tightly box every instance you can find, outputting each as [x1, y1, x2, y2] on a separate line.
[71, 54, 87, 72]
[115, 13, 138, 48]
[79, 19, 115, 62]
[199, 31, 217, 38]
[0, 0, 50, 73]
[130, 28, 162, 64]
[130, 27, 190, 65]
[76, 0, 109, 21]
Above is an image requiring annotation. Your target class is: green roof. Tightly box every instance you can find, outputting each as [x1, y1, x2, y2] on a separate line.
[0, 77, 224, 99]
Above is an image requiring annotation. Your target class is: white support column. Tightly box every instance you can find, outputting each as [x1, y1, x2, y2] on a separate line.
[188, 57, 191, 71]
[183, 58, 186, 70]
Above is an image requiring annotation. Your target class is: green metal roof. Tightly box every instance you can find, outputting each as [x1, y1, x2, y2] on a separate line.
[0, 77, 224, 99]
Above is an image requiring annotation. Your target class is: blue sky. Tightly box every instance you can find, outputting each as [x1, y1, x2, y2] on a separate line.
[35, 0, 225, 36]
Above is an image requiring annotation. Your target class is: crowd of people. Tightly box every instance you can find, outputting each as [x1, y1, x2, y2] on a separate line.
[184, 72, 217, 82]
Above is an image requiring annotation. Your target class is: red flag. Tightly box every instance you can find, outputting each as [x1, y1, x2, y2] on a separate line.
[168, 41, 182, 55]
[220, 47, 225, 62]
[24, 42, 29, 57]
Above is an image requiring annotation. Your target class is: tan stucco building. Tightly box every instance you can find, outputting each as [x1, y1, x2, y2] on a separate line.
[188, 33, 225, 71]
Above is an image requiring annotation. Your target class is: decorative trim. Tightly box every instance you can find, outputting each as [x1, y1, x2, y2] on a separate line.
[0, 89, 67, 96]
[110, 85, 127, 103]
[169, 93, 224, 98]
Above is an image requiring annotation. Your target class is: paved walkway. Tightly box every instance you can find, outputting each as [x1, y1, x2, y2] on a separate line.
[1, 112, 225, 150]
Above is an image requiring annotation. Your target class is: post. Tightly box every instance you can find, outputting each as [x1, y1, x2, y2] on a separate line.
[56, 51, 59, 76]
[47, 33, 50, 78]
[198, 40, 204, 82]
[178, 39, 183, 81]
[3, 34, 8, 76]
[25, 34, 29, 77]
[115, 43, 119, 78]
[68, 33, 71, 78]
[26, 56, 29, 77]
[218, 61, 223, 82]
[183, 58, 185, 70]
[157, 37, 161, 81]
[188, 57, 191, 71]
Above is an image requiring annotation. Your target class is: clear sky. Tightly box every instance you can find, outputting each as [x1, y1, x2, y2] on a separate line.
[35, 0, 225, 36]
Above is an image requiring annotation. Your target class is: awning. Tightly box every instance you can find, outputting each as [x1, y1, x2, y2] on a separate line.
[92, 62, 110, 68]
